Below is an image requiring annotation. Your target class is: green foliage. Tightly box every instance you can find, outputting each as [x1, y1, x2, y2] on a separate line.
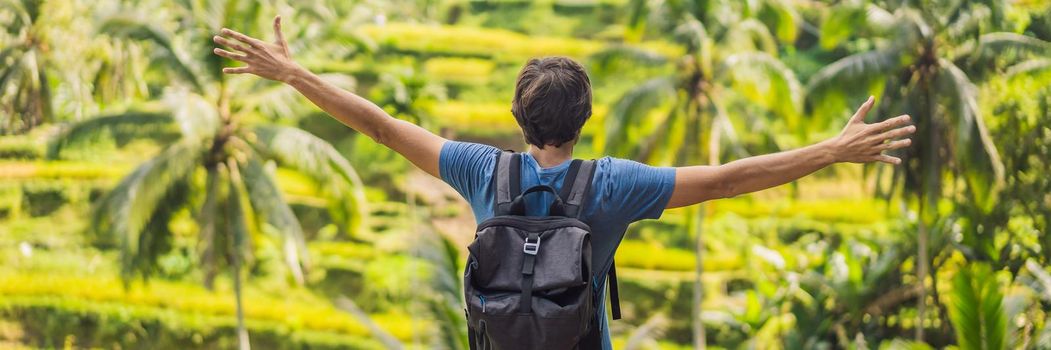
[0, 134, 44, 159]
[1, 298, 384, 350]
[819, 4, 867, 50]
[616, 240, 696, 272]
[252, 125, 368, 238]
[2, 0, 1050, 349]
[360, 22, 680, 63]
[948, 263, 1007, 350]
[47, 111, 178, 159]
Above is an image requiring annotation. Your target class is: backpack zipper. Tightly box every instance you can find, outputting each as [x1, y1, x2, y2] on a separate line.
[478, 295, 486, 313]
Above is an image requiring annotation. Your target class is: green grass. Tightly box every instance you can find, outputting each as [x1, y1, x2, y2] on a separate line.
[0, 272, 427, 338]
[360, 22, 682, 62]
[0, 296, 385, 349]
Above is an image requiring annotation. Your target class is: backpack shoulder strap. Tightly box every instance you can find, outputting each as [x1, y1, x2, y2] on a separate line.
[559, 159, 596, 219]
[492, 151, 521, 216]
[559, 159, 623, 320]
[608, 261, 622, 320]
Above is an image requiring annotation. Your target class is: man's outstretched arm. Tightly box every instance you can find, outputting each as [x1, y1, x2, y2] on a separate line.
[212, 16, 446, 177]
[666, 96, 915, 208]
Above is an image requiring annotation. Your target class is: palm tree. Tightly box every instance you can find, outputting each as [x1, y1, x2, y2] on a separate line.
[807, 0, 1049, 342]
[602, 1, 805, 348]
[0, 0, 150, 133]
[50, 2, 368, 349]
[0, 0, 60, 133]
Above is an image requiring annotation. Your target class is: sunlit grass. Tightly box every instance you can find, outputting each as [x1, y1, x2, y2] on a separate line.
[360, 22, 682, 62]
[0, 272, 421, 341]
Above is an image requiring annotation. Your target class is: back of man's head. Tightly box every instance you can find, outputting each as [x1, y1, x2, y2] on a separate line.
[511, 57, 592, 148]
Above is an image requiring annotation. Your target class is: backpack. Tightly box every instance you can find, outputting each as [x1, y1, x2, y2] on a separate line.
[464, 152, 621, 350]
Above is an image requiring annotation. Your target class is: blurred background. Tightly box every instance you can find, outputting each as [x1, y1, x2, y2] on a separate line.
[1, 0, 1049, 349]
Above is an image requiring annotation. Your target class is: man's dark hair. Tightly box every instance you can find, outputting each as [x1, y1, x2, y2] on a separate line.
[511, 57, 592, 148]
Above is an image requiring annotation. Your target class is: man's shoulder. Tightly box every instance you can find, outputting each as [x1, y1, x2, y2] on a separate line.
[443, 140, 503, 156]
[591, 156, 660, 173]
[440, 141, 502, 167]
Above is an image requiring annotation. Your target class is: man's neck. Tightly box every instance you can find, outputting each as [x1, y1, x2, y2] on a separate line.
[528, 143, 574, 168]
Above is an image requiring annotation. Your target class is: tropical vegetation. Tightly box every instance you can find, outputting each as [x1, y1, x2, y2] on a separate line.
[1, 0, 1049, 349]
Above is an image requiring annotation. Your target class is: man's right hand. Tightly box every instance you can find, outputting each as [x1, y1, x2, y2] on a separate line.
[213, 15, 305, 83]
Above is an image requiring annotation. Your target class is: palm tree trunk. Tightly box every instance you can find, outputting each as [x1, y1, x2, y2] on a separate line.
[916, 73, 937, 343]
[233, 254, 250, 350]
[201, 167, 220, 289]
[692, 205, 707, 350]
[225, 160, 251, 350]
[916, 218, 928, 342]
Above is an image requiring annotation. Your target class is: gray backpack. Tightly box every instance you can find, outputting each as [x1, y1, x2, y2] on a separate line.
[464, 152, 621, 350]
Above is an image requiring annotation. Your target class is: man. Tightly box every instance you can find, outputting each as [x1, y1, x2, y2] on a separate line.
[213, 16, 915, 348]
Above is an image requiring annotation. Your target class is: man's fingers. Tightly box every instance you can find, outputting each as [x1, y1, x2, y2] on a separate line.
[213, 35, 252, 53]
[872, 125, 916, 143]
[880, 138, 912, 150]
[849, 96, 875, 124]
[871, 114, 912, 133]
[213, 48, 247, 61]
[220, 28, 263, 48]
[875, 154, 902, 165]
[222, 66, 253, 75]
[274, 16, 287, 46]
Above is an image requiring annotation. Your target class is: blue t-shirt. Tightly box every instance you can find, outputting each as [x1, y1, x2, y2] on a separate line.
[439, 141, 676, 348]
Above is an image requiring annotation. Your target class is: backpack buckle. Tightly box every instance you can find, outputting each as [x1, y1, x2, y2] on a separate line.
[523, 236, 541, 255]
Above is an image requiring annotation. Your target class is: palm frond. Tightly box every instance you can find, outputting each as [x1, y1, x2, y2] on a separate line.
[163, 89, 219, 143]
[413, 231, 468, 350]
[1025, 260, 1051, 303]
[601, 76, 677, 157]
[976, 33, 1050, 55]
[864, 4, 898, 34]
[624, 0, 649, 41]
[807, 48, 903, 99]
[587, 46, 670, 76]
[806, 48, 904, 126]
[820, 4, 867, 49]
[898, 8, 933, 44]
[235, 73, 356, 121]
[709, 96, 750, 160]
[948, 263, 1007, 350]
[93, 140, 202, 278]
[98, 16, 204, 91]
[721, 52, 804, 128]
[47, 111, 177, 159]
[762, 0, 800, 43]
[673, 15, 712, 71]
[123, 176, 190, 281]
[0, 45, 26, 92]
[1005, 58, 1051, 79]
[250, 125, 368, 238]
[727, 19, 778, 55]
[945, 4, 990, 41]
[936, 59, 1005, 213]
[241, 156, 307, 285]
[634, 106, 682, 164]
[0, 0, 32, 30]
[955, 32, 1051, 66]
